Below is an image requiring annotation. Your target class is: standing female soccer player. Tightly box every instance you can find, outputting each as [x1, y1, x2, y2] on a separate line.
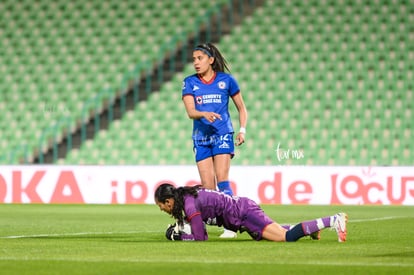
[181, 43, 247, 238]
[155, 184, 348, 242]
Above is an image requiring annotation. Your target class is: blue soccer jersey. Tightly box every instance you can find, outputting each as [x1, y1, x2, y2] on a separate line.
[182, 72, 240, 140]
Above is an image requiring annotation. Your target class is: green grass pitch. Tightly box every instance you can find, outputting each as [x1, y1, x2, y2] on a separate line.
[1, 204, 413, 274]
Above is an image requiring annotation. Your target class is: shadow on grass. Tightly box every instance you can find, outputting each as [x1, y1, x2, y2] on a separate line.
[18, 233, 256, 243]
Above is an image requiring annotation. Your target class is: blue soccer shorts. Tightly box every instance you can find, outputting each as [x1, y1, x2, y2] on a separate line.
[193, 133, 235, 162]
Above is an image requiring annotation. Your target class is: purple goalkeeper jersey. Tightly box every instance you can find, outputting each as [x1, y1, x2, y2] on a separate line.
[180, 188, 273, 241]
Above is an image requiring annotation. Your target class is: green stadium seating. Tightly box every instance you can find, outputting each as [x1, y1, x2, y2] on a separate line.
[0, 0, 229, 163]
[2, 0, 413, 165]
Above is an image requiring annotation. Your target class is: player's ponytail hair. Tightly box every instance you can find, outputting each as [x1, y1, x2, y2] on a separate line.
[194, 42, 230, 73]
[154, 183, 200, 225]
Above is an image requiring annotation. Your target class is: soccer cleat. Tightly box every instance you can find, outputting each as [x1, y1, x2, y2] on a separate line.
[219, 228, 237, 239]
[309, 230, 321, 240]
[333, 213, 348, 242]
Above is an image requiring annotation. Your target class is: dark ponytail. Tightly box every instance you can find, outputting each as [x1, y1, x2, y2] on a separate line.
[154, 183, 200, 225]
[194, 42, 230, 73]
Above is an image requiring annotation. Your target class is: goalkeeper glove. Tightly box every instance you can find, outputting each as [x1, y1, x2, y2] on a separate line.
[165, 224, 182, 241]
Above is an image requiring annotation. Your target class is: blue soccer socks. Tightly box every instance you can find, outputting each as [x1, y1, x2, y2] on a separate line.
[217, 181, 233, 196]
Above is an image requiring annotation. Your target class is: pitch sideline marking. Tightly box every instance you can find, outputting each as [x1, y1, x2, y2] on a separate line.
[0, 216, 411, 239]
[350, 216, 412, 223]
[0, 256, 413, 267]
[0, 230, 160, 239]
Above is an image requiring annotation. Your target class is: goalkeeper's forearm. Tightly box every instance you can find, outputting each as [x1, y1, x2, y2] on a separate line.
[186, 215, 208, 241]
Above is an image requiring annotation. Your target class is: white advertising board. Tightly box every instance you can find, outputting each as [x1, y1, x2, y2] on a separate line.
[0, 165, 413, 205]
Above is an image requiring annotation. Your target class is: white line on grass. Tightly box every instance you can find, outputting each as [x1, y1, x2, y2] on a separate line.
[1, 216, 411, 239]
[0, 230, 161, 239]
[351, 216, 412, 223]
[0, 256, 413, 268]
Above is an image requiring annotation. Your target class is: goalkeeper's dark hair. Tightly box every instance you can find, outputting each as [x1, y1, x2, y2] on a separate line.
[194, 42, 230, 73]
[154, 183, 200, 225]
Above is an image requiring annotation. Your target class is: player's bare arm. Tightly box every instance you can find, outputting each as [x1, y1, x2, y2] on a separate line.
[231, 92, 248, 146]
[182, 95, 222, 123]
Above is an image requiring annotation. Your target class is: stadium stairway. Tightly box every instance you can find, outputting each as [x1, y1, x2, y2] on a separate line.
[34, 0, 266, 164]
[61, 0, 413, 166]
[0, 0, 264, 164]
[2, 0, 412, 166]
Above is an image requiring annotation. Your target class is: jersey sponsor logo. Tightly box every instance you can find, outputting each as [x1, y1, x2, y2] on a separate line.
[201, 94, 222, 104]
[218, 81, 226, 89]
[195, 94, 222, 104]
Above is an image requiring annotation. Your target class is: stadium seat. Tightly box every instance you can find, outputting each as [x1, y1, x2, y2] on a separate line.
[2, 0, 412, 165]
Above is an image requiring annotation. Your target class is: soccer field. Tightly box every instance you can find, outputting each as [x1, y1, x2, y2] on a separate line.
[1, 204, 413, 274]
